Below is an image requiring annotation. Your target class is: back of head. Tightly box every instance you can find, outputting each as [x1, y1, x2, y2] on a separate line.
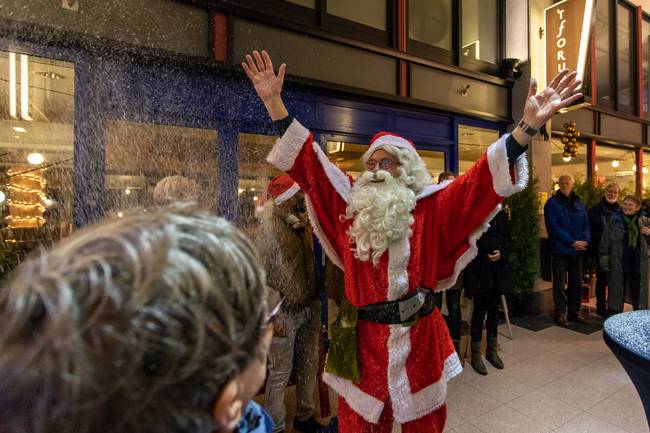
[0, 209, 267, 433]
[437, 171, 455, 183]
[153, 175, 200, 205]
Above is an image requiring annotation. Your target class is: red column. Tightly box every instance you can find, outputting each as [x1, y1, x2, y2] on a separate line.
[637, 6, 644, 118]
[397, 0, 408, 97]
[213, 12, 228, 63]
[589, 139, 597, 183]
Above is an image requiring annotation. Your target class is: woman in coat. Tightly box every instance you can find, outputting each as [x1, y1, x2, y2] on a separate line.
[464, 207, 514, 375]
[600, 194, 650, 314]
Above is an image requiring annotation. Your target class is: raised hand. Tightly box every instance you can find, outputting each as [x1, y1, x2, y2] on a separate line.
[242, 50, 289, 121]
[522, 69, 583, 130]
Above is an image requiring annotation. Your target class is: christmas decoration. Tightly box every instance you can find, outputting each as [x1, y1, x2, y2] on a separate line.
[561, 121, 581, 158]
[6, 168, 46, 228]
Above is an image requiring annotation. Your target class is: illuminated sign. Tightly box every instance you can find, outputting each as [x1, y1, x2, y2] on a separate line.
[544, 0, 594, 86]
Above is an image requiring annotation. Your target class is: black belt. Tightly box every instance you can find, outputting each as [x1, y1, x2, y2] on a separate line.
[357, 287, 436, 325]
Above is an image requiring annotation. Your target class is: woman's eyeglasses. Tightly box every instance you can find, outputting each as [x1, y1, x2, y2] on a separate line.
[365, 158, 398, 171]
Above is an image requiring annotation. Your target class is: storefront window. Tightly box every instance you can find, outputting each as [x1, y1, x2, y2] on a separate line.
[104, 121, 218, 215]
[409, 0, 453, 51]
[0, 51, 75, 257]
[458, 124, 499, 175]
[595, 0, 614, 108]
[641, 19, 650, 119]
[327, 140, 445, 181]
[594, 145, 636, 193]
[237, 133, 283, 232]
[327, 0, 386, 30]
[551, 138, 588, 184]
[616, 2, 635, 114]
[641, 150, 650, 196]
[461, 0, 498, 64]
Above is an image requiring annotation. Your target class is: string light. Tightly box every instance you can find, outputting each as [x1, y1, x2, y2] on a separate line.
[7, 184, 47, 200]
[6, 170, 46, 187]
[7, 199, 45, 211]
[5, 215, 45, 224]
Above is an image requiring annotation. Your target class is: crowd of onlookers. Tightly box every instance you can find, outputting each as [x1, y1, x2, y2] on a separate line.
[544, 175, 649, 327]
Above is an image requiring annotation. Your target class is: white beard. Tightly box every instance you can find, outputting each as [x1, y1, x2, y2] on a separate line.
[346, 170, 416, 264]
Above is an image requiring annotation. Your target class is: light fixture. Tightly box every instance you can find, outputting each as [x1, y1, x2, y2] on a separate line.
[9, 52, 16, 118]
[117, 212, 124, 218]
[20, 54, 33, 121]
[563, 156, 571, 162]
[633, 165, 637, 172]
[125, 188, 131, 195]
[253, 197, 258, 202]
[35, 71, 64, 80]
[644, 167, 649, 174]
[12, 126, 26, 133]
[0, 191, 5, 204]
[595, 164, 599, 171]
[238, 188, 245, 194]
[612, 160, 620, 168]
[27, 152, 44, 165]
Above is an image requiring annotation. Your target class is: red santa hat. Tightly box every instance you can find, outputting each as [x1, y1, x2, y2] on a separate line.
[266, 175, 301, 205]
[363, 131, 420, 163]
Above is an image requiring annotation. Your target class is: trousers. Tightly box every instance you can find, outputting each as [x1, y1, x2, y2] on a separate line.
[470, 292, 500, 342]
[552, 255, 583, 318]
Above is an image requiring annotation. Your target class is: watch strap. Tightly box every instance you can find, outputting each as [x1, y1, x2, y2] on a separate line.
[517, 119, 539, 136]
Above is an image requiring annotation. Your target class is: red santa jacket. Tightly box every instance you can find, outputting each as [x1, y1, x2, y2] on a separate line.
[266, 119, 528, 424]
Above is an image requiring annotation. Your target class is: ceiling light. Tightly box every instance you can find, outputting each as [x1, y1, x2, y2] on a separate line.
[633, 165, 637, 172]
[0, 191, 5, 204]
[595, 164, 599, 171]
[27, 152, 44, 165]
[20, 54, 32, 121]
[563, 156, 571, 162]
[611, 160, 620, 168]
[125, 188, 131, 195]
[117, 212, 124, 218]
[12, 126, 26, 133]
[644, 167, 649, 174]
[35, 71, 64, 80]
[9, 53, 16, 118]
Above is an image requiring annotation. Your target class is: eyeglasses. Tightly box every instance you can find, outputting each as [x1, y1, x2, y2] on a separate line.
[365, 158, 398, 171]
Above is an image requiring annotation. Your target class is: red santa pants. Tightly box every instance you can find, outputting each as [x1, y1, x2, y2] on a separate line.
[338, 397, 447, 433]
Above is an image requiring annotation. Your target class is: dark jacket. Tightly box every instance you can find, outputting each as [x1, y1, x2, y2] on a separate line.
[544, 192, 590, 256]
[464, 210, 514, 297]
[588, 198, 620, 259]
[599, 212, 649, 311]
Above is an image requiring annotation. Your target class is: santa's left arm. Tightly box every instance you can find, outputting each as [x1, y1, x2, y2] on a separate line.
[425, 70, 583, 290]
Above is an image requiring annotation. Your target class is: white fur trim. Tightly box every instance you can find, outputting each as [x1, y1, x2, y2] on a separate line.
[267, 119, 310, 171]
[486, 134, 529, 197]
[322, 371, 385, 424]
[312, 141, 352, 202]
[304, 195, 344, 269]
[273, 182, 300, 205]
[387, 237, 411, 301]
[415, 180, 453, 201]
[368, 135, 414, 155]
[435, 204, 502, 291]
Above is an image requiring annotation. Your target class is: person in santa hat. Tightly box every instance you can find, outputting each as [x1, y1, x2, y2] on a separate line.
[257, 175, 324, 433]
[243, 49, 582, 433]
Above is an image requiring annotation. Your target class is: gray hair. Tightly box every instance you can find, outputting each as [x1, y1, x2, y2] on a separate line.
[0, 209, 268, 433]
[153, 175, 200, 205]
[558, 174, 575, 183]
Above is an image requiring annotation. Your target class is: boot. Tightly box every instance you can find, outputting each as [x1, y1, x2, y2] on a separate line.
[486, 337, 504, 369]
[453, 339, 465, 366]
[470, 341, 487, 375]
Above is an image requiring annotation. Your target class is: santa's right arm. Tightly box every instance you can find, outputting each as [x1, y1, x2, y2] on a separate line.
[265, 115, 350, 268]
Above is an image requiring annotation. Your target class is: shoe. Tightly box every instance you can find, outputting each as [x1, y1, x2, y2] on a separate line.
[554, 314, 569, 327]
[470, 341, 487, 375]
[568, 313, 588, 324]
[293, 415, 325, 433]
[486, 337, 504, 369]
[453, 339, 465, 366]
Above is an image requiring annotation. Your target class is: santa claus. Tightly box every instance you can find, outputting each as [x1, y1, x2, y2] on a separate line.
[243, 50, 582, 433]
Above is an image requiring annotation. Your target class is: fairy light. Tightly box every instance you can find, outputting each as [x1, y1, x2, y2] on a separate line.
[5, 215, 45, 224]
[7, 184, 47, 200]
[7, 199, 45, 211]
[6, 166, 47, 228]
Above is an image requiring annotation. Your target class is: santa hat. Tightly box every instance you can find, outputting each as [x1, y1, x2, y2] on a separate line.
[363, 131, 419, 163]
[266, 175, 301, 205]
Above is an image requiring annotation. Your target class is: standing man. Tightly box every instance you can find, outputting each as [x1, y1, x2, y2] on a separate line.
[544, 175, 590, 326]
[259, 175, 324, 433]
[244, 49, 582, 433]
[588, 182, 621, 318]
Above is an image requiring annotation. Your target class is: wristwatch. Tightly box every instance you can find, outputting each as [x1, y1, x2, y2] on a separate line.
[517, 119, 539, 136]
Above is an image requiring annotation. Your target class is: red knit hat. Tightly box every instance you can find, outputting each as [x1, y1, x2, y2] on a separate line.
[266, 175, 301, 205]
[363, 131, 418, 162]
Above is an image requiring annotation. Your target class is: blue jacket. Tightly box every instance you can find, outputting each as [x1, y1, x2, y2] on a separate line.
[544, 192, 591, 256]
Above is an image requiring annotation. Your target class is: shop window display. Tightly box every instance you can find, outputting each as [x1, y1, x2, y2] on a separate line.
[458, 124, 499, 175]
[0, 51, 75, 258]
[594, 144, 636, 193]
[551, 137, 588, 185]
[104, 121, 218, 215]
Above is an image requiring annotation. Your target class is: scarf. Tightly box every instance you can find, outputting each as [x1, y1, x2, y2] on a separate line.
[621, 213, 639, 249]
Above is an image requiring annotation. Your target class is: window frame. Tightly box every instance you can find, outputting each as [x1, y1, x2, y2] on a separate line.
[614, 0, 637, 115]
